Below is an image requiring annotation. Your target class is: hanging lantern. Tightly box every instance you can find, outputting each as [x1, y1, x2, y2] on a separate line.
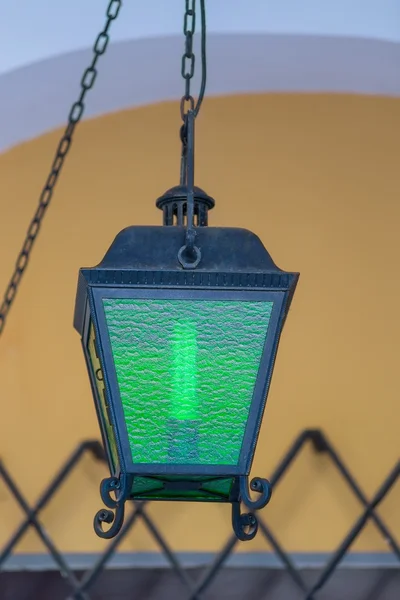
[74, 2, 298, 541]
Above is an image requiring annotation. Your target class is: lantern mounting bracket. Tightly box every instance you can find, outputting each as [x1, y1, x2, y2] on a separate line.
[178, 109, 202, 269]
[156, 0, 208, 269]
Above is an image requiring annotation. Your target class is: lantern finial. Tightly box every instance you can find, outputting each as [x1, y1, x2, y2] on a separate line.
[156, 185, 215, 227]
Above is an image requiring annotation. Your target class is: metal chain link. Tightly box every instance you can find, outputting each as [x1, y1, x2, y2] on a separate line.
[0, 0, 122, 337]
[180, 0, 206, 124]
[179, 0, 206, 187]
[180, 0, 196, 121]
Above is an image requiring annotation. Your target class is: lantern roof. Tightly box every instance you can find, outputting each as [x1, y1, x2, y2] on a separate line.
[97, 226, 282, 271]
[74, 225, 299, 335]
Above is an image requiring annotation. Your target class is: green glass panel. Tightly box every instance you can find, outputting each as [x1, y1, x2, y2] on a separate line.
[87, 322, 119, 470]
[201, 478, 232, 496]
[103, 298, 273, 466]
[130, 476, 233, 502]
[171, 320, 198, 420]
[132, 476, 164, 495]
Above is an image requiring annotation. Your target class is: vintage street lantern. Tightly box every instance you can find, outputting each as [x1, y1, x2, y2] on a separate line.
[74, 3, 298, 541]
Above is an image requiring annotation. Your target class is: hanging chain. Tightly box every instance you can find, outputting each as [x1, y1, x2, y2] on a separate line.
[0, 0, 122, 337]
[180, 0, 207, 185]
[180, 0, 197, 122]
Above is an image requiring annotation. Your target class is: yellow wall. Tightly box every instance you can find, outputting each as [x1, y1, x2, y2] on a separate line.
[0, 94, 399, 554]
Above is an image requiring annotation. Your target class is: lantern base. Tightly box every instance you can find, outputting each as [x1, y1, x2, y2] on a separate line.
[129, 474, 235, 502]
[93, 474, 272, 541]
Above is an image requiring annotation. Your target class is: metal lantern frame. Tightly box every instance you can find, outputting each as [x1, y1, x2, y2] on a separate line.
[74, 222, 299, 540]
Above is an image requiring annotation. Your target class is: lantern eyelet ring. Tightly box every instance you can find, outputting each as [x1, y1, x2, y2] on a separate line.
[94, 474, 132, 539]
[240, 476, 272, 511]
[178, 243, 202, 269]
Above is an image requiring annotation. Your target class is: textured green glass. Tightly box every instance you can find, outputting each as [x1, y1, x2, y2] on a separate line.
[87, 322, 119, 470]
[103, 298, 273, 466]
[130, 476, 233, 502]
[171, 320, 198, 420]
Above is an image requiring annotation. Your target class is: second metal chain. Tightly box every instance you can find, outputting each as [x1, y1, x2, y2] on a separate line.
[0, 0, 122, 336]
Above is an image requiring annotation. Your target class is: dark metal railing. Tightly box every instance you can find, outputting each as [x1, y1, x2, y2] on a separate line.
[0, 429, 398, 600]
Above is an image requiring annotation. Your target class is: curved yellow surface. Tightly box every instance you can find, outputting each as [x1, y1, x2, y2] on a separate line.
[0, 94, 398, 553]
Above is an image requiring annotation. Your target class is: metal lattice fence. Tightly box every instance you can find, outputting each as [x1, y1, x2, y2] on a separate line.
[0, 429, 399, 600]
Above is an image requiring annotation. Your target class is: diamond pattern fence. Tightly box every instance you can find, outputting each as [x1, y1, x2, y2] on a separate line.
[0, 429, 398, 600]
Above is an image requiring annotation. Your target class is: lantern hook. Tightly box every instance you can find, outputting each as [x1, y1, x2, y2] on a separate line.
[177, 0, 207, 269]
[178, 109, 202, 269]
[94, 474, 132, 539]
[240, 476, 272, 510]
